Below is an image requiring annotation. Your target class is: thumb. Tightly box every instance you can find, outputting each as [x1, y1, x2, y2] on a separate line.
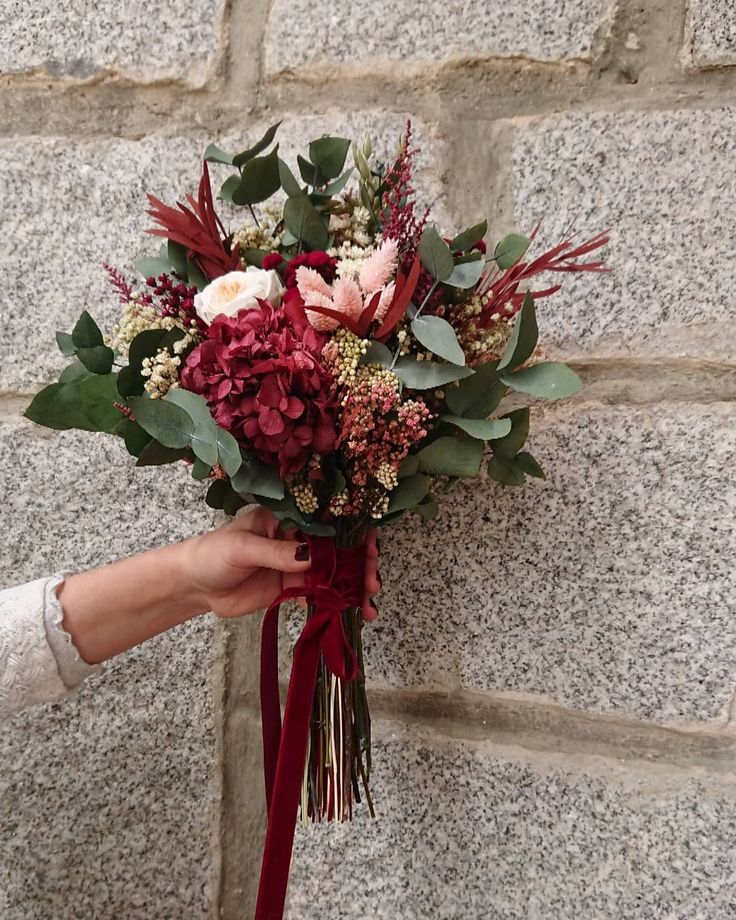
[233, 532, 311, 574]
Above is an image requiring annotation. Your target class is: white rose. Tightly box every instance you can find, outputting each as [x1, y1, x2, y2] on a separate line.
[193, 268, 284, 325]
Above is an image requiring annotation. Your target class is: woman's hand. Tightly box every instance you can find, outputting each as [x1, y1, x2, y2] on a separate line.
[182, 508, 381, 622]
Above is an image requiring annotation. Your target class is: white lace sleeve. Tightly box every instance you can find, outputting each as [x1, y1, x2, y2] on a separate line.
[0, 575, 99, 720]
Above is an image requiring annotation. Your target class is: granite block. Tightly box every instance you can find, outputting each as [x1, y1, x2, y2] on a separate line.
[362, 403, 736, 723]
[287, 721, 736, 920]
[511, 107, 736, 360]
[0, 419, 217, 919]
[687, 0, 736, 66]
[0, 0, 226, 86]
[264, 0, 612, 75]
[0, 115, 439, 393]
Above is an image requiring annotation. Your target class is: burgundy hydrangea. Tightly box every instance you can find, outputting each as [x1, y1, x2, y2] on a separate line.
[180, 301, 337, 477]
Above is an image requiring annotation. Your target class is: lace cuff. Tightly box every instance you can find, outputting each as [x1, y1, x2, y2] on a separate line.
[43, 574, 101, 690]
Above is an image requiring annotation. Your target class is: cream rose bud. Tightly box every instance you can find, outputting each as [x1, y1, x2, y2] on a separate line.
[194, 268, 284, 325]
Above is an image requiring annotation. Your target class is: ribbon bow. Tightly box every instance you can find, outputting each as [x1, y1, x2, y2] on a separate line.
[255, 534, 367, 920]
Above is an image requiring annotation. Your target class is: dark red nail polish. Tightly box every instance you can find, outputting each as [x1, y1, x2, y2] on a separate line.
[295, 543, 310, 562]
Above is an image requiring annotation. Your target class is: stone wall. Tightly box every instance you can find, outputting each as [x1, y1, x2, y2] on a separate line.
[1, 1, 735, 917]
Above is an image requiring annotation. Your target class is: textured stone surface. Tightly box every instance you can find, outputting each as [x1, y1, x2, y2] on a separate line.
[0, 0, 227, 86]
[687, 0, 736, 66]
[265, 0, 612, 74]
[511, 107, 736, 360]
[0, 114, 439, 393]
[287, 722, 736, 920]
[0, 419, 217, 919]
[362, 403, 736, 723]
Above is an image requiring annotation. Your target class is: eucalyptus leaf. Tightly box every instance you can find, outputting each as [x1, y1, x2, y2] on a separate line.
[135, 249, 169, 279]
[487, 455, 526, 486]
[494, 233, 531, 269]
[223, 488, 247, 517]
[361, 341, 393, 367]
[418, 225, 454, 281]
[516, 451, 546, 479]
[283, 194, 329, 250]
[497, 291, 538, 371]
[388, 473, 430, 513]
[56, 332, 76, 357]
[309, 136, 351, 180]
[166, 388, 219, 466]
[72, 311, 104, 348]
[493, 408, 530, 459]
[444, 361, 506, 419]
[25, 373, 121, 434]
[135, 440, 188, 466]
[415, 493, 439, 520]
[499, 362, 582, 400]
[219, 175, 240, 203]
[187, 258, 209, 292]
[204, 143, 235, 165]
[393, 356, 474, 390]
[450, 220, 488, 252]
[232, 121, 282, 168]
[297, 154, 318, 186]
[411, 315, 465, 365]
[216, 428, 242, 477]
[206, 479, 230, 509]
[417, 436, 484, 477]
[445, 257, 484, 289]
[192, 457, 212, 480]
[59, 361, 93, 384]
[232, 147, 281, 206]
[397, 454, 419, 479]
[231, 456, 284, 500]
[128, 396, 194, 449]
[77, 344, 115, 375]
[442, 415, 512, 440]
[122, 420, 151, 457]
[319, 167, 354, 197]
[278, 157, 303, 197]
[167, 240, 189, 278]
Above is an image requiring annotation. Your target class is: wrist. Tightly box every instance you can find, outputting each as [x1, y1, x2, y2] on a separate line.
[172, 534, 211, 618]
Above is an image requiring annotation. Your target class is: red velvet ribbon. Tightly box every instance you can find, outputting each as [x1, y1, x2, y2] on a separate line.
[255, 534, 367, 920]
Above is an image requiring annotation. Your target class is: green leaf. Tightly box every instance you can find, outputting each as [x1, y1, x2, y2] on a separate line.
[192, 457, 212, 480]
[499, 362, 582, 400]
[122, 420, 151, 457]
[442, 415, 511, 440]
[283, 194, 329, 250]
[223, 487, 247, 517]
[232, 121, 282, 168]
[216, 428, 242, 477]
[493, 408, 530, 459]
[187, 258, 208, 292]
[393, 356, 474, 390]
[308, 137, 351, 180]
[417, 436, 484, 477]
[487, 454, 526, 486]
[232, 147, 281, 206]
[135, 245, 169, 279]
[445, 256, 484, 289]
[498, 291, 538, 371]
[494, 233, 531, 270]
[241, 247, 271, 268]
[418, 225, 454, 282]
[298, 519, 336, 537]
[411, 315, 465, 365]
[117, 328, 168, 398]
[219, 175, 240, 203]
[204, 143, 235, 165]
[166, 388, 219, 466]
[206, 479, 230, 509]
[71, 311, 104, 348]
[444, 361, 505, 419]
[278, 158, 303, 197]
[59, 361, 93, 384]
[319, 168, 353, 197]
[362, 341, 393, 367]
[516, 451, 545, 479]
[128, 396, 194, 449]
[297, 154, 318, 186]
[397, 454, 419, 479]
[25, 374, 122, 434]
[56, 332, 76, 357]
[415, 493, 439, 520]
[231, 456, 284, 500]
[167, 240, 189, 278]
[450, 220, 488, 252]
[136, 441, 188, 466]
[387, 473, 430, 513]
[76, 344, 115, 375]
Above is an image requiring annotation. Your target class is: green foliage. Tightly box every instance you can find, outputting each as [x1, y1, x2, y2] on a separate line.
[232, 148, 282, 206]
[387, 473, 430, 513]
[55, 332, 76, 357]
[393, 356, 474, 390]
[497, 291, 538, 371]
[72, 311, 104, 348]
[283, 194, 329, 250]
[122, 420, 151, 457]
[166, 388, 219, 466]
[397, 454, 419, 479]
[516, 451, 545, 479]
[308, 137, 351, 181]
[231, 455, 284, 500]
[232, 122, 282, 168]
[135, 245, 170, 280]
[128, 396, 194, 449]
[278, 158, 303, 197]
[494, 233, 531, 270]
[206, 479, 230, 509]
[446, 256, 484, 289]
[441, 415, 511, 440]
[135, 440, 188, 466]
[361, 341, 393, 367]
[500, 362, 582, 400]
[219, 175, 240, 203]
[117, 328, 168, 398]
[450, 220, 487, 253]
[191, 458, 212, 480]
[204, 143, 235, 165]
[25, 374, 121, 434]
[76, 345, 114, 375]
[417, 435, 484, 477]
[444, 361, 506, 419]
[418, 225, 454, 282]
[410, 315, 465, 365]
[487, 408, 534, 486]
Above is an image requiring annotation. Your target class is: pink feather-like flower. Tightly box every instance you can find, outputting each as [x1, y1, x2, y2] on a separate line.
[359, 239, 399, 294]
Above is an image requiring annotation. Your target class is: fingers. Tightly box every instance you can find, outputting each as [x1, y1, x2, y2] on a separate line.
[228, 507, 279, 538]
[230, 531, 312, 574]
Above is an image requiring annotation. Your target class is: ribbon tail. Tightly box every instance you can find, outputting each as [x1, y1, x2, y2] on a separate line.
[254, 635, 321, 920]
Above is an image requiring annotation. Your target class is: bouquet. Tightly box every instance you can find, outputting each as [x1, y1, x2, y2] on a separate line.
[25, 120, 607, 919]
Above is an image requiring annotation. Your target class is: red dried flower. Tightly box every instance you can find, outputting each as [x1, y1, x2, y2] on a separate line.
[283, 251, 337, 289]
[180, 301, 337, 477]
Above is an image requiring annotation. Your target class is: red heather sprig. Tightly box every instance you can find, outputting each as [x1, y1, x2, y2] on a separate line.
[381, 121, 429, 271]
[476, 228, 611, 328]
[146, 162, 240, 282]
[103, 263, 134, 304]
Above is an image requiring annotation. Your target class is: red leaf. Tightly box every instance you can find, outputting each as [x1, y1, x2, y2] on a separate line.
[356, 290, 382, 338]
[374, 255, 421, 340]
[304, 304, 363, 336]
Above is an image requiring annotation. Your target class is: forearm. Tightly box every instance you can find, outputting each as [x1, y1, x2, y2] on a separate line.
[58, 540, 205, 665]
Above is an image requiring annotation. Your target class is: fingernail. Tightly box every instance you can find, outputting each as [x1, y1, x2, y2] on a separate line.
[295, 543, 310, 562]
